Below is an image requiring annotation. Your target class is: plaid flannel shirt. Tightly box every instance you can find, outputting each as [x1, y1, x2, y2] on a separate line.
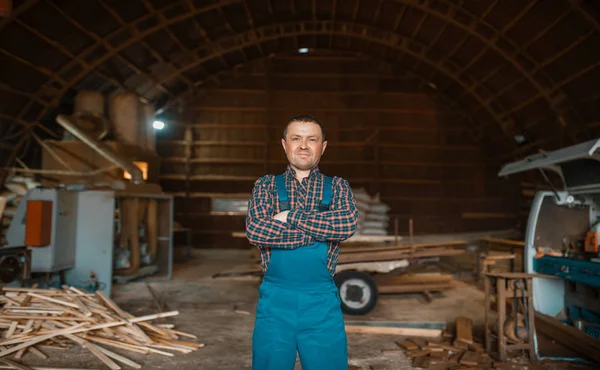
[245, 165, 358, 275]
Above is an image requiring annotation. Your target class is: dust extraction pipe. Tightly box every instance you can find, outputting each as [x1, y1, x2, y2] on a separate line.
[55, 114, 144, 184]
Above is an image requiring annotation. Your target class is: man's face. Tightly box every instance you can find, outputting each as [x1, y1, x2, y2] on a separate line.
[281, 121, 327, 171]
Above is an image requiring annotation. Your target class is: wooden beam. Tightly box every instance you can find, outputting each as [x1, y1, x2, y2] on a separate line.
[143, 20, 508, 142]
[160, 140, 480, 151]
[159, 174, 477, 185]
[461, 212, 517, 219]
[535, 312, 600, 363]
[188, 106, 458, 114]
[162, 122, 467, 134]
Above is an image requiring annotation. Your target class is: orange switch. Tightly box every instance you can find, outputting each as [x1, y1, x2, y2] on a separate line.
[25, 200, 53, 246]
[585, 231, 599, 254]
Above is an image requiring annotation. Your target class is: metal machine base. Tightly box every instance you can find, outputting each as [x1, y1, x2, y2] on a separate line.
[484, 272, 537, 363]
[0, 246, 31, 286]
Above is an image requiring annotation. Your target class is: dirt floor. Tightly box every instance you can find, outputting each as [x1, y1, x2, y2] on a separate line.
[14, 249, 598, 370]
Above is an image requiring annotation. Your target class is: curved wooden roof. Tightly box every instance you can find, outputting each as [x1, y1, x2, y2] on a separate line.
[1, 0, 599, 168]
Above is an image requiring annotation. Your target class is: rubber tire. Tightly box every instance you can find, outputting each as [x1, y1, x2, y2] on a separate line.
[334, 270, 378, 316]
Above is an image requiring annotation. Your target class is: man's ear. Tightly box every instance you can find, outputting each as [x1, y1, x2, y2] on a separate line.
[281, 138, 287, 153]
[321, 140, 328, 154]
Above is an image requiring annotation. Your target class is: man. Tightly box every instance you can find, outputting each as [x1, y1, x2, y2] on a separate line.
[245, 115, 359, 370]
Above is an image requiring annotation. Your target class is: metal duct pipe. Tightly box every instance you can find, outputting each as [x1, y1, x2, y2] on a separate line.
[55, 114, 144, 184]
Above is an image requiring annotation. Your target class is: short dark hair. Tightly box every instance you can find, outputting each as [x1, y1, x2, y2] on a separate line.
[283, 115, 326, 141]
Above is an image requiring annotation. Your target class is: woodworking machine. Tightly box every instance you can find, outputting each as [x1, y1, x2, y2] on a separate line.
[499, 138, 600, 360]
[1, 91, 173, 297]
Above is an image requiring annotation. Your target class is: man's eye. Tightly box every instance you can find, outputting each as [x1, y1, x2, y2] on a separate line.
[293, 138, 300, 141]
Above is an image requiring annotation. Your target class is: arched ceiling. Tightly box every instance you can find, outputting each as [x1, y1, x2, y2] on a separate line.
[1, 0, 600, 171]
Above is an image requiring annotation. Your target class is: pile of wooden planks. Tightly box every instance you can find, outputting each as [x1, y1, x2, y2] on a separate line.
[384, 316, 504, 369]
[377, 273, 455, 296]
[338, 241, 468, 265]
[0, 286, 202, 369]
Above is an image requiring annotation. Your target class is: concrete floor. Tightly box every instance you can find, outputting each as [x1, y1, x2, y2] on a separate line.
[16, 249, 597, 370]
[118, 249, 490, 370]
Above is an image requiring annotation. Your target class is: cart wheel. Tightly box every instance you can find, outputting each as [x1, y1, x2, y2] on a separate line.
[334, 271, 378, 316]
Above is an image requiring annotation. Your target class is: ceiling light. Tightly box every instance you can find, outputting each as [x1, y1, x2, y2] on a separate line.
[514, 134, 527, 145]
[153, 120, 165, 130]
[298, 48, 309, 54]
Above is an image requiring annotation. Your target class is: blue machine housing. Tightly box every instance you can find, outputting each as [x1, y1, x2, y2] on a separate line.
[533, 255, 600, 288]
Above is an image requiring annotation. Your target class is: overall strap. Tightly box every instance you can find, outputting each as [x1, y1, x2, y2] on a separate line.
[275, 174, 290, 211]
[276, 173, 333, 212]
[318, 175, 333, 212]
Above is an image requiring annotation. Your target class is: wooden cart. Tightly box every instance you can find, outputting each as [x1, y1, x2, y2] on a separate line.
[230, 230, 477, 315]
[334, 239, 468, 315]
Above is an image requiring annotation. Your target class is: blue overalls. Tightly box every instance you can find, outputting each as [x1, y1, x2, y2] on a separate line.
[252, 174, 348, 370]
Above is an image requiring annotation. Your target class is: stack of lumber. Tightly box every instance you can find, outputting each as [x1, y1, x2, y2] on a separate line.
[386, 317, 499, 369]
[0, 286, 202, 369]
[338, 241, 468, 264]
[378, 273, 455, 296]
[353, 188, 390, 236]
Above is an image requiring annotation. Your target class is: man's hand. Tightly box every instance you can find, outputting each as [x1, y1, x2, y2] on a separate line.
[273, 210, 290, 223]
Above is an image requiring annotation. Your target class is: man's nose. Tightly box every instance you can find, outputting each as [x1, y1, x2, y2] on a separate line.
[300, 140, 308, 148]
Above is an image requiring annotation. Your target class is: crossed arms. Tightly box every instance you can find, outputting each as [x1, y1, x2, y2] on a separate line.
[245, 176, 358, 249]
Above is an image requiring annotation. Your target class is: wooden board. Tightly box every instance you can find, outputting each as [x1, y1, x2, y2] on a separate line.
[396, 340, 419, 351]
[345, 322, 443, 338]
[535, 312, 600, 363]
[458, 351, 480, 366]
[455, 317, 473, 345]
[340, 240, 466, 253]
[338, 247, 466, 264]
[381, 273, 454, 285]
[345, 325, 441, 337]
[378, 283, 454, 294]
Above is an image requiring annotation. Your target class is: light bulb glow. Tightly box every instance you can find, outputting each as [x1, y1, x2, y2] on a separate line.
[153, 120, 165, 130]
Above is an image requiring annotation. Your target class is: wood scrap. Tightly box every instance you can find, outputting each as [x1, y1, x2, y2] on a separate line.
[0, 286, 202, 369]
[411, 356, 429, 368]
[395, 340, 418, 351]
[459, 350, 481, 366]
[455, 316, 474, 344]
[408, 337, 428, 349]
[381, 317, 502, 369]
[345, 324, 441, 338]
[428, 350, 448, 359]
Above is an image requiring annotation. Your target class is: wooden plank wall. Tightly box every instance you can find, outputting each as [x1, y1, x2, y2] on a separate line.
[157, 54, 522, 248]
